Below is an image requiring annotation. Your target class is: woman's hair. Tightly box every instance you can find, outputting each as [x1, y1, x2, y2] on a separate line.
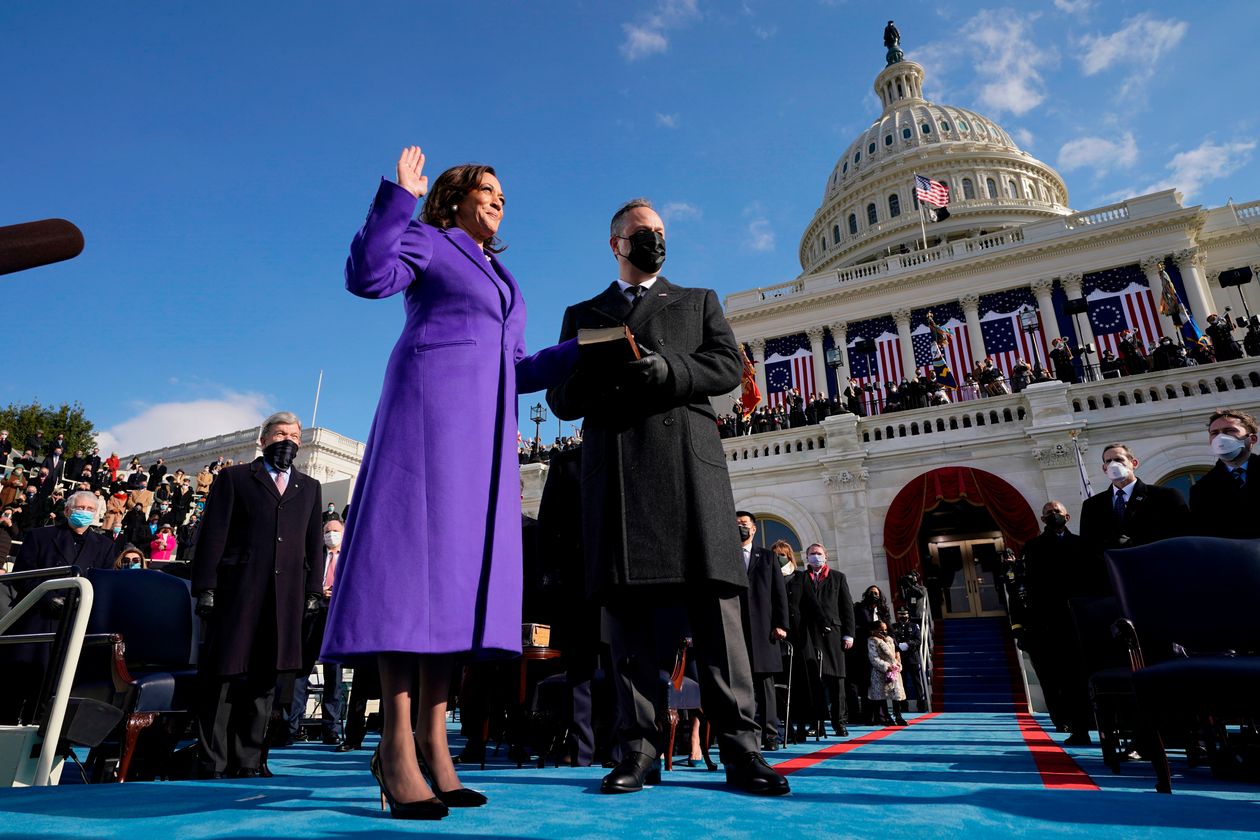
[114, 544, 146, 570]
[869, 619, 887, 634]
[420, 164, 505, 253]
[768, 540, 796, 566]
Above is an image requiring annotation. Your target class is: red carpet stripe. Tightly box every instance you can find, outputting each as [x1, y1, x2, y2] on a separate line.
[772, 713, 942, 776]
[1016, 712, 1100, 791]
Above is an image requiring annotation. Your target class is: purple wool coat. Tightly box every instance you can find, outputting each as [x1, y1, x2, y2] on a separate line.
[321, 179, 577, 662]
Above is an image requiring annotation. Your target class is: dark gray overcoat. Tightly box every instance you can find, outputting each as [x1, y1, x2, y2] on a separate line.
[797, 568, 856, 679]
[192, 458, 323, 676]
[547, 278, 745, 596]
[743, 545, 789, 674]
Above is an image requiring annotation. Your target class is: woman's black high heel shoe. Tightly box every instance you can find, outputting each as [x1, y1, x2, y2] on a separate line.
[370, 747, 449, 820]
[418, 749, 488, 807]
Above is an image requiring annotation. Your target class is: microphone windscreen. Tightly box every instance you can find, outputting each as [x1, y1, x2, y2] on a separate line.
[0, 219, 85, 275]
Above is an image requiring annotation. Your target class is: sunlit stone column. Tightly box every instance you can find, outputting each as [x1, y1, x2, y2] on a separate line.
[748, 337, 768, 403]
[892, 308, 917, 379]
[1140, 256, 1179, 339]
[806, 326, 830, 398]
[960, 293, 986, 364]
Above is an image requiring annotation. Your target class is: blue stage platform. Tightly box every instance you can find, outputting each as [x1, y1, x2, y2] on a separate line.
[1, 712, 1256, 839]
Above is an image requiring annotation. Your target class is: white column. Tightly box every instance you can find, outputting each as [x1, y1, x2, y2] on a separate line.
[1029, 278, 1057, 372]
[1060, 273, 1097, 352]
[749, 337, 768, 404]
[830, 321, 849, 381]
[1140, 257, 1178, 339]
[892, 308, 917, 379]
[1176, 247, 1217, 324]
[960, 293, 986, 364]
[806, 326, 829, 399]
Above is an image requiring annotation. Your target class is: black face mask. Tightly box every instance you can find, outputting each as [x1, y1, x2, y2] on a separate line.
[264, 439, 298, 471]
[1043, 512, 1067, 530]
[737, 525, 751, 542]
[620, 229, 666, 274]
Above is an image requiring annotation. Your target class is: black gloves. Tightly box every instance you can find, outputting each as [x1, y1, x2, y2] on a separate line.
[195, 590, 215, 618]
[305, 593, 322, 615]
[44, 595, 67, 618]
[622, 345, 669, 388]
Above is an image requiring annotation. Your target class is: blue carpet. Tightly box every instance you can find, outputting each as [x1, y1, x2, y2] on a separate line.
[1, 713, 1257, 839]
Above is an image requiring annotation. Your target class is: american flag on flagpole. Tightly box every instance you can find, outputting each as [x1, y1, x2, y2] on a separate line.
[1084, 265, 1165, 355]
[915, 174, 950, 207]
[977, 288, 1049, 379]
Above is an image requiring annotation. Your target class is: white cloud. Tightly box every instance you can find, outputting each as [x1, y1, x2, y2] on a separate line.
[914, 13, 1057, 117]
[1077, 14, 1187, 98]
[1056, 132, 1138, 175]
[94, 391, 271, 457]
[742, 203, 775, 252]
[621, 24, 668, 60]
[656, 112, 679, 128]
[1053, 0, 1092, 14]
[619, 0, 701, 61]
[1134, 139, 1256, 200]
[753, 24, 777, 40]
[1013, 127, 1035, 148]
[660, 201, 701, 222]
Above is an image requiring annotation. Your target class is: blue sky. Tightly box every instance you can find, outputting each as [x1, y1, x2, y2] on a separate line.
[3, 1, 1257, 454]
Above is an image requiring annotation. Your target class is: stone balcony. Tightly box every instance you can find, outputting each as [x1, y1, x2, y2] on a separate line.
[722, 356, 1260, 468]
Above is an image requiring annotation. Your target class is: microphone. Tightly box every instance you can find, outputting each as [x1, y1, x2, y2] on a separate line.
[0, 219, 85, 275]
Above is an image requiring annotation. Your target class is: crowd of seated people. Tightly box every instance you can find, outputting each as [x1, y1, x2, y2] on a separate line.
[0, 432, 240, 568]
[517, 433, 583, 464]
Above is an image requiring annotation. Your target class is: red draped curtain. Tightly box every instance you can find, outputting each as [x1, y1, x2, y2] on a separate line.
[883, 467, 1040, 594]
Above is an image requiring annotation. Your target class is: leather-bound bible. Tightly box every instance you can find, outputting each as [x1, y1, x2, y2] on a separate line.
[577, 325, 641, 366]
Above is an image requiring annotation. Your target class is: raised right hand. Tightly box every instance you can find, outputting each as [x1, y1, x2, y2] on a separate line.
[396, 146, 428, 199]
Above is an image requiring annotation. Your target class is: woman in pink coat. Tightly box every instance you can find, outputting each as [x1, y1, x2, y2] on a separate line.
[149, 524, 176, 560]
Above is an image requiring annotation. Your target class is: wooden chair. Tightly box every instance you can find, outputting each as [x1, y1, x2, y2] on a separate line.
[659, 637, 715, 771]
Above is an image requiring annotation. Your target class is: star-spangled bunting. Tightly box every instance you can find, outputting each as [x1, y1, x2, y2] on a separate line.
[1083, 264, 1165, 355]
[764, 333, 817, 408]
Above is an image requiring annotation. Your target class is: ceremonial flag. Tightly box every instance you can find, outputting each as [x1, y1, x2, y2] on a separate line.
[739, 347, 761, 417]
[914, 174, 950, 207]
[1157, 264, 1203, 344]
[1087, 283, 1164, 356]
[925, 205, 951, 223]
[924, 312, 959, 387]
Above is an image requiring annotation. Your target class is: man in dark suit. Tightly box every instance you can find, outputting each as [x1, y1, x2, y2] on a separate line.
[147, 459, 167, 493]
[795, 543, 855, 739]
[735, 512, 789, 750]
[1049, 339, 1077, 384]
[1, 490, 115, 723]
[41, 447, 65, 484]
[1079, 442, 1190, 561]
[1014, 500, 1106, 746]
[191, 411, 324, 778]
[547, 198, 787, 796]
[1189, 408, 1260, 538]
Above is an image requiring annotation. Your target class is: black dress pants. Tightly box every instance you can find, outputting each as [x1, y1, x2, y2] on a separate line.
[603, 587, 759, 764]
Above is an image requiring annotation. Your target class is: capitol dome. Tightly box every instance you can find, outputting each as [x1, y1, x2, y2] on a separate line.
[800, 50, 1072, 273]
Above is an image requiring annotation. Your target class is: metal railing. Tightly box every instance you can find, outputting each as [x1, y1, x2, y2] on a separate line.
[0, 566, 95, 786]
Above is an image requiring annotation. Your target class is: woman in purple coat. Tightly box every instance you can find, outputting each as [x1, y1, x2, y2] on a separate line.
[321, 147, 576, 819]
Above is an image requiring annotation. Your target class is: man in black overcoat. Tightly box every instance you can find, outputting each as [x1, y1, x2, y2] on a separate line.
[1189, 408, 1260, 538]
[795, 544, 855, 738]
[547, 199, 787, 796]
[1078, 442, 1190, 560]
[736, 512, 788, 750]
[1015, 500, 1106, 745]
[1, 491, 115, 723]
[191, 412, 323, 778]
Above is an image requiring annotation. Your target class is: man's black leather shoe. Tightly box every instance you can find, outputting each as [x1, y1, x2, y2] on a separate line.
[762, 736, 779, 752]
[725, 751, 790, 796]
[833, 724, 849, 738]
[234, 768, 261, 778]
[336, 742, 358, 752]
[600, 752, 659, 794]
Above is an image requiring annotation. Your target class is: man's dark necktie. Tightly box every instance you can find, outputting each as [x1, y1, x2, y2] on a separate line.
[1232, 468, 1246, 488]
[627, 285, 646, 314]
[1113, 489, 1126, 522]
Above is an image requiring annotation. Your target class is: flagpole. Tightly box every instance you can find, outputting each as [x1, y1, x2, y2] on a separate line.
[917, 188, 929, 252]
[311, 369, 323, 429]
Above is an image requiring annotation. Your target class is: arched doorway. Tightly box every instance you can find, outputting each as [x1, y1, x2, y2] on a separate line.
[883, 467, 1040, 619]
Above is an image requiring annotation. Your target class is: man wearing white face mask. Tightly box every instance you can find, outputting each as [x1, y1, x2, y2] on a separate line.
[287, 518, 346, 747]
[1189, 409, 1260, 539]
[1079, 443, 1190, 560]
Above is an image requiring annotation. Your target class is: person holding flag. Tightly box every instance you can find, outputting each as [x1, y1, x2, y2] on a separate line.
[1157, 260, 1203, 345]
[924, 311, 958, 389]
